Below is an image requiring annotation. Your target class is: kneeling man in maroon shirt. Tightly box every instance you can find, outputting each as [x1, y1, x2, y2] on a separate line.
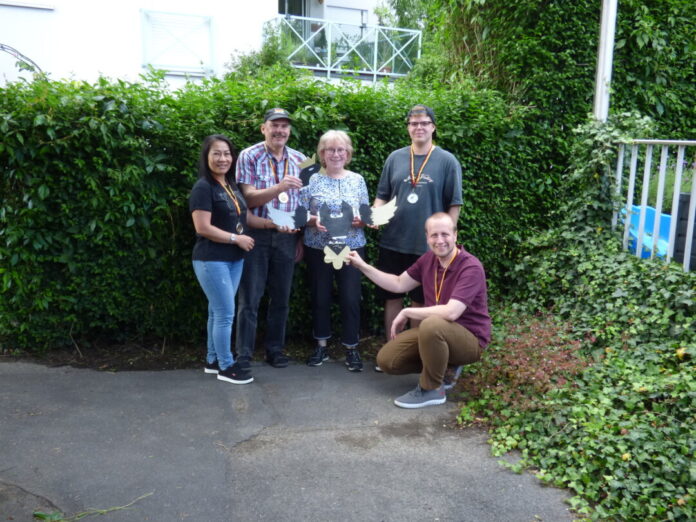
[347, 212, 491, 408]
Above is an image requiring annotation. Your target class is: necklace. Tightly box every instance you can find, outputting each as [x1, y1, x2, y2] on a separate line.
[409, 144, 434, 188]
[434, 248, 459, 304]
[408, 144, 434, 204]
[265, 145, 290, 203]
[220, 182, 241, 216]
[220, 182, 245, 234]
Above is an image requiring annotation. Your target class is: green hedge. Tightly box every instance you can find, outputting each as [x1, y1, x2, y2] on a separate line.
[1, 72, 555, 350]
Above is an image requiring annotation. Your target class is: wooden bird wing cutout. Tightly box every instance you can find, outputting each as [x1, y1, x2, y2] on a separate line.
[318, 201, 354, 239]
[298, 154, 320, 186]
[266, 205, 308, 230]
[358, 197, 397, 226]
[323, 244, 350, 269]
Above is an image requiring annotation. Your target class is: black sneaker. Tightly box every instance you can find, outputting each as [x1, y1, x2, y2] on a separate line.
[307, 345, 329, 366]
[266, 351, 290, 368]
[236, 355, 252, 370]
[217, 362, 253, 384]
[204, 360, 220, 374]
[345, 349, 363, 372]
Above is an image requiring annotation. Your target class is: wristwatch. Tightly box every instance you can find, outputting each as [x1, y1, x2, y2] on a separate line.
[230, 234, 236, 243]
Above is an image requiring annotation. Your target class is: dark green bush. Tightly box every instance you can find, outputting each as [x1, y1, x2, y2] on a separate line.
[1, 73, 552, 350]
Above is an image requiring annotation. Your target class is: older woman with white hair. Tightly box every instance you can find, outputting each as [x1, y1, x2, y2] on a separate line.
[300, 130, 369, 371]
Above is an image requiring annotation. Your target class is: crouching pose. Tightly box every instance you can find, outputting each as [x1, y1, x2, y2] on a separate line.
[347, 213, 491, 408]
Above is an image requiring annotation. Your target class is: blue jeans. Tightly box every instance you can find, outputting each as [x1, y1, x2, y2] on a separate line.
[192, 259, 244, 370]
[235, 230, 298, 357]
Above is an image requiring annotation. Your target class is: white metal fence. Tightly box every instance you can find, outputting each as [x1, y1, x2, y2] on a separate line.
[270, 15, 421, 83]
[612, 139, 696, 271]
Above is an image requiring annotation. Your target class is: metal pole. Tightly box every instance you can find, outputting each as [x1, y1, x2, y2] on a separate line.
[593, 0, 618, 121]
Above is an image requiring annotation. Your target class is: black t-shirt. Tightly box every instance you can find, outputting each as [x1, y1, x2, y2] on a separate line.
[189, 177, 248, 261]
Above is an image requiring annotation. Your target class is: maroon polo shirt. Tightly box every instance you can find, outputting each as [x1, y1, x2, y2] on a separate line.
[407, 246, 491, 348]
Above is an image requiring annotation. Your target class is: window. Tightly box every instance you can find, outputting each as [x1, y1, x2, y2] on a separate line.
[141, 10, 213, 77]
[278, 0, 305, 16]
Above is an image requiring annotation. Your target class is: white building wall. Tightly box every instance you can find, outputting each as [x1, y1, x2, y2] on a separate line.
[0, 0, 275, 86]
[0, 0, 383, 86]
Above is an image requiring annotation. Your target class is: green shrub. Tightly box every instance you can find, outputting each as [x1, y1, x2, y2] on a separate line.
[1, 73, 554, 350]
[456, 114, 695, 520]
[482, 335, 695, 520]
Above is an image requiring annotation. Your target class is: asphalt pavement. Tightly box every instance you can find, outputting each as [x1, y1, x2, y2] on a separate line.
[0, 360, 574, 521]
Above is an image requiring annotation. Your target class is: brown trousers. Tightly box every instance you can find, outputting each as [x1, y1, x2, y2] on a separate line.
[376, 316, 482, 390]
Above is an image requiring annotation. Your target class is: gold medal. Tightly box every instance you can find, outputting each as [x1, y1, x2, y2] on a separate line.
[278, 192, 289, 204]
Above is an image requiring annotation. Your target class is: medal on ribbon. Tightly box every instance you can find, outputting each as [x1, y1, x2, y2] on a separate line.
[408, 144, 434, 204]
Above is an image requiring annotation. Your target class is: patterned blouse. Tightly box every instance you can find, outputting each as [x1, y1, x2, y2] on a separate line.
[299, 171, 370, 250]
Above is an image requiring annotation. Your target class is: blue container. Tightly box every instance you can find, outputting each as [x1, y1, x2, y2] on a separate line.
[622, 205, 670, 259]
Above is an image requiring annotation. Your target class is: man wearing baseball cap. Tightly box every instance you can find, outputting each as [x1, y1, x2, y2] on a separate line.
[372, 104, 463, 371]
[235, 108, 306, 370]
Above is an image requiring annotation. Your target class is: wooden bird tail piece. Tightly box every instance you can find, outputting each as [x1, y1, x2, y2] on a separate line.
[323, 244, 350, 269]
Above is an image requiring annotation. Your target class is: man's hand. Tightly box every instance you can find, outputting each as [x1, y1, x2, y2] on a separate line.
[390, 309, 409, 340]
[294, 240, 304, 262]
[278, 175, 302, 192]
[346, 250, 367, 269]
[276, 225, 299, 234]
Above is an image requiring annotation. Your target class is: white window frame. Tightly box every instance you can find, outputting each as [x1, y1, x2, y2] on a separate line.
[141, 9, 214, 78]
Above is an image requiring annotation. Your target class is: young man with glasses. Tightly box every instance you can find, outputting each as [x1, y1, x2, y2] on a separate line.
[372, 105, 463, 377]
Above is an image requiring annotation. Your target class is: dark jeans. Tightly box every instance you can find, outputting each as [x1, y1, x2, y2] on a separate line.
[235, 229, 298, 357]
[305, 246, 363, 347]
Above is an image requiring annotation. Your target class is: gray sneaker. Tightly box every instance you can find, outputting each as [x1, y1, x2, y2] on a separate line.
[394, 384, 446, 409]
[443, 365, 463, 390]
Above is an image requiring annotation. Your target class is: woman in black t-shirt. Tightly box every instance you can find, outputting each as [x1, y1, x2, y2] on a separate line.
[189, 134, 278, 385]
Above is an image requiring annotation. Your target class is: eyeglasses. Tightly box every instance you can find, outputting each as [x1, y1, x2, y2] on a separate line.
[407, 121, 434, 128]
[324, 147, 347, 155]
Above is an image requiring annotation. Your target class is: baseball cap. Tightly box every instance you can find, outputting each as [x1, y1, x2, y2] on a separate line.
[264, 108, 293, 122]
[406, 104, 436, 124]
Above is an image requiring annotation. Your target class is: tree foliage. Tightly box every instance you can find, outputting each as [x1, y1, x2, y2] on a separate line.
[409, 0, 695, 138]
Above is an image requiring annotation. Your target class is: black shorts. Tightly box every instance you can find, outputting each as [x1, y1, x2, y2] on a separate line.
[375, 247, 425, 303]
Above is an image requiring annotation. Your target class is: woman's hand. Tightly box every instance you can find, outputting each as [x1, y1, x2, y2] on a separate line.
[307, 214, 327, 232]
[314, 215, 328, 233]
[235, 235, 255, 251]
[351, 215, 366, 228]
